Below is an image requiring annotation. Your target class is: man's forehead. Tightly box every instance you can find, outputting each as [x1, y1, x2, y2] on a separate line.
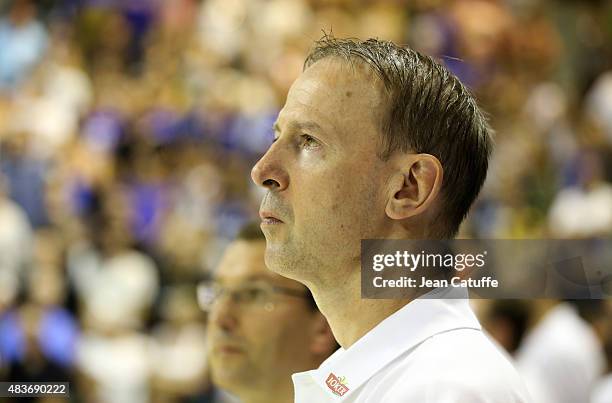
[277, 58, 385, 130]
[294, 58, 383, 102]
[216, 240, 268, 279]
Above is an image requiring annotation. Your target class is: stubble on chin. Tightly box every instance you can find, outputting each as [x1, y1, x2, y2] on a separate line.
[263, 239, 326, 285]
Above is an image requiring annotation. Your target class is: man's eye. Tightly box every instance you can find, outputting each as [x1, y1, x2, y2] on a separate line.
[239, 288, 267, 303]
[300, 134, 319, 149]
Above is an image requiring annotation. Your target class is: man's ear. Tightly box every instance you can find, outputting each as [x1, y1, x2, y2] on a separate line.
[385, 153, 443, 220]
[309, 314, 338, 357]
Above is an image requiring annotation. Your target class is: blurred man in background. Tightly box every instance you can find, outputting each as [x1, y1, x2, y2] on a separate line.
[201, 223, 337, 403]
[516, 300, 609, 403]
[0, 0, 47, 91]
[592, 323, 612, 403]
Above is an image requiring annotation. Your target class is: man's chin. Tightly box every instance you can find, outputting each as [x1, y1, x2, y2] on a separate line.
[263, 240, 313, 282]
[266, 257, 306, 285]
[210, 362, 253, 390]
[264, 246, 289, 268]
[263, 243, 286, 268]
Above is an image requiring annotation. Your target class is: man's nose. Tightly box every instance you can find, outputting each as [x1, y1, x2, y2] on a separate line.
[251, 145, 289, 191]
[210, 298, 240, 333]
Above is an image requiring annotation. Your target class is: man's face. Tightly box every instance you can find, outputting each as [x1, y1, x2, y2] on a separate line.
[251, 58, 391, 283]
[206, 239, 321, 393]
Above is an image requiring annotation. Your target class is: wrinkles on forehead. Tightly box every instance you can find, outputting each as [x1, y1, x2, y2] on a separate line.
[279, 58, 386, 147]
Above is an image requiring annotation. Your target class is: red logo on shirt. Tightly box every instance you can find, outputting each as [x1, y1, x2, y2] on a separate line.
[326, 373, 349, 396]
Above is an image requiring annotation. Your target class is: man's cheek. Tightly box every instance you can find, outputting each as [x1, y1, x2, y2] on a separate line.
[307, 186, 345, 214]
[245, 323, 273, 348]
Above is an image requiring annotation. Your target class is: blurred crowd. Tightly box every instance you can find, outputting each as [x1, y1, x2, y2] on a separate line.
[0, 0, 611, 402]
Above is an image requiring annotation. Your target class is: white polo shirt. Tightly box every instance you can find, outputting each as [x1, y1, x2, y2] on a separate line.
[292, 288, 531, 402]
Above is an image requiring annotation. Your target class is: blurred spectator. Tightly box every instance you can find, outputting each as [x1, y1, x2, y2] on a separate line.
[67, 236, 159, 331]
[482, 300, 530, 354]
[67, 193, 160, 403]
[0, 304, 72, 399]
[591, 300, 612, 403]
[586, 71, 612, 145]
[0, 0, 47, 92]
[548, 148, 612, 237]
[75, 326, 152, 403]
[9, 24, 92, 160]
[0, 132, 49, 227]
[0, 172, 32, 305]
[202, 223, 337, 403]
[149, 285, 211, 403]
[0, 231, 77, 403]
[592, 379, 612, 403]
[515, 301, 607, 403]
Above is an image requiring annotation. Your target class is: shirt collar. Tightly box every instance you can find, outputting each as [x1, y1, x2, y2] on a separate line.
[292, 286, 481, 400]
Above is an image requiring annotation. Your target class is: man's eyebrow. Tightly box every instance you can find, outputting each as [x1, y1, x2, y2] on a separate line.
[214, 273, 272, 285]
[272, 120, 324, 134]
[298, 121, 323, 133]
[243, 274, 274, 283]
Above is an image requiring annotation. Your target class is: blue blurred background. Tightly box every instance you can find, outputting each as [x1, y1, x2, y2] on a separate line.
[0, 0, 611, 402]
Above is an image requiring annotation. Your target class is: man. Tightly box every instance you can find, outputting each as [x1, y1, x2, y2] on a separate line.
[251, 36, 531, 402]
[516, 300, 608, 403]
[203, 223, 337, 403]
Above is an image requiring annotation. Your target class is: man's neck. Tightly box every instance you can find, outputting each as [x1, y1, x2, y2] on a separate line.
[309, 270, 410, 348]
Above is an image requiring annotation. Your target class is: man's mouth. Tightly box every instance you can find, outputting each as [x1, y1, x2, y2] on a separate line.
[217, 345, 245, 355]
[259, 211, 284, 225]
[212, 341, 245, 355]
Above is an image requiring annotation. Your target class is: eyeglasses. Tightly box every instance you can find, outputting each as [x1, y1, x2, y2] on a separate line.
[197, 280, 310, 312]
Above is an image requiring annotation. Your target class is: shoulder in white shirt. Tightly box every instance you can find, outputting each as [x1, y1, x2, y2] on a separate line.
[293, 287, 532, 403]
